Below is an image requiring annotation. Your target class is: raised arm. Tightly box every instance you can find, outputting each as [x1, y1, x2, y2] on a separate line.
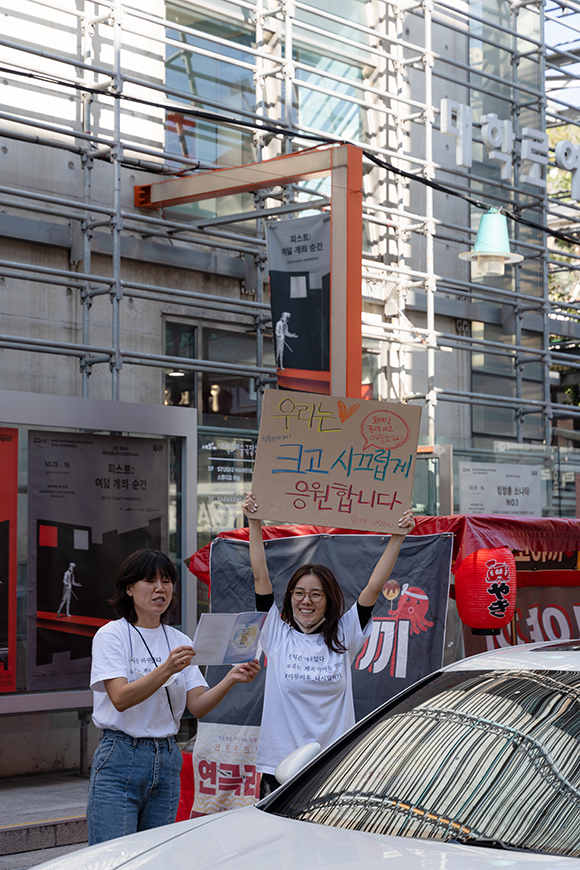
[358, 509, 415, 608]
[242, 491, 272, 596]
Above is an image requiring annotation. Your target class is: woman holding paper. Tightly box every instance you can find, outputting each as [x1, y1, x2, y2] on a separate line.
[87, 548, 259, 845]
[242, 492, 414, 797]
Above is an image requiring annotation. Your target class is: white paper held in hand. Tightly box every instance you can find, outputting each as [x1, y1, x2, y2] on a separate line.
[191, 611, 267, 666]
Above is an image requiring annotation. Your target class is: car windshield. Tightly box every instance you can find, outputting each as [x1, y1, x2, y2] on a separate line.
[264, 669, 580, 857]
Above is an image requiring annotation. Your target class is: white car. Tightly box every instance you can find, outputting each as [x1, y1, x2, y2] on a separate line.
[38, 640, 580, 869]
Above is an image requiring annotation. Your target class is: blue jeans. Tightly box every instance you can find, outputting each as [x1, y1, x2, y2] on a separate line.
[87, 729, 183, 845]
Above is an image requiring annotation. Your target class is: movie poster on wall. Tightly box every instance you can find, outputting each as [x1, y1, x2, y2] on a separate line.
[27, 431, 168, 691]
[0, 428, 18, 693]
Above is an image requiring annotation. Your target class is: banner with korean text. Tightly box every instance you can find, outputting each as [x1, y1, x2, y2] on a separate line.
[194, 530, 452, 811]
[0, 428, 18, 693]
[252, 389, 421, 534]
[27, 431, 168, 690]
[464, 548, 580, 655]
[266, 214, 331, 394]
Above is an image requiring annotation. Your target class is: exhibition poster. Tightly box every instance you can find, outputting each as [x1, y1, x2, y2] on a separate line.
[266, 213, 331, 393]
[0, 428, 18, 693]
[27, 431, 169, 691]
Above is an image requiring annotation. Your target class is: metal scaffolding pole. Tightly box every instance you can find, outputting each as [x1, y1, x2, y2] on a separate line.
[0, 0, 579, 466]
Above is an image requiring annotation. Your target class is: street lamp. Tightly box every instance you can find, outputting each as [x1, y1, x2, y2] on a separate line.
[459, 207, 523, 277]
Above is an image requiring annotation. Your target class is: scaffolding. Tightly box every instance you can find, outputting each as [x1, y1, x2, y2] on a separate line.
[1, 0, 580, 487]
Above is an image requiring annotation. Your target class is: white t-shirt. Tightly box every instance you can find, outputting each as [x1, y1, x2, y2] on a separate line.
[257, 601, 372, 775]
[90, 618, 207, 738]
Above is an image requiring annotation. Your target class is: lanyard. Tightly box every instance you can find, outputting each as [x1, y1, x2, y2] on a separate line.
[128, 622, 175, 720]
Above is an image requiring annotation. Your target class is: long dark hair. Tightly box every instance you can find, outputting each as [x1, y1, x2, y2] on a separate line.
[281, 564, 346, 653]
[108, 549, 178, 624]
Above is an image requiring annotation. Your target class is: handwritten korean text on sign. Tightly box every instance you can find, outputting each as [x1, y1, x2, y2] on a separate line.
[252, 390, 421, 533]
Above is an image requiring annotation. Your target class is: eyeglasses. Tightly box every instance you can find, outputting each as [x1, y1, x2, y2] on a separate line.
[291, 589, 326, 602]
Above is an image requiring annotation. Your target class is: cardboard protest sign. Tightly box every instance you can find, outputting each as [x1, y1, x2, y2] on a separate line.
[252, 390, 421, 533]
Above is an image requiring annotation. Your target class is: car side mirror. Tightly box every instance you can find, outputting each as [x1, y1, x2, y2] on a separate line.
[275, 742, 322, 785]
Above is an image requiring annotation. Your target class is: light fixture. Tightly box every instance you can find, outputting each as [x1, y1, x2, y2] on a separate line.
[459, 207, 523, 277]
[167, 369, 185, 377]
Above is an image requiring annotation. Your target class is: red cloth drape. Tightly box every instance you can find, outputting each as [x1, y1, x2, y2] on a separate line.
[188, 515, 580, 586]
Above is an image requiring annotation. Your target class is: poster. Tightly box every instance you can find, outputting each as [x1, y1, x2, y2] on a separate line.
[27, 431, 169, 691]
[459, 462, 541, 516]
[252, 389, 421, 533]
[0, 428, 18, 693]
[204, 531, 452, 725]
[266, 214, 331, 393]
[191, 722, 260, 815]
[464, 548, 580, 655]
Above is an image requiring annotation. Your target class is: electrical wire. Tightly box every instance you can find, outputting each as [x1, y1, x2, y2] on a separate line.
[1, 63, 579, 247]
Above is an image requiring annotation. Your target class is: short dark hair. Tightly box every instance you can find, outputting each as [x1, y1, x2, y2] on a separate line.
[108, 549, 178, 623]
[281, 564, 346, 653]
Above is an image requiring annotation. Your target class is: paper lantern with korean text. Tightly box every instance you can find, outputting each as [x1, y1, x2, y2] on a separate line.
[455, 547, 517, 635]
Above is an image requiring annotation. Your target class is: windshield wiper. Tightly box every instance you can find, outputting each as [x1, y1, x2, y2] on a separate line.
[449, 837, 548, 855]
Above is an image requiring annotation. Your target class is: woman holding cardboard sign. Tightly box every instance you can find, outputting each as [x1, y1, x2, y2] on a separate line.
[242, 492, 414, 797]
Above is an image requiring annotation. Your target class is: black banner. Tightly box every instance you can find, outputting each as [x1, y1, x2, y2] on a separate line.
[204, 532, 452, 724]
[267, 214, 331, 393]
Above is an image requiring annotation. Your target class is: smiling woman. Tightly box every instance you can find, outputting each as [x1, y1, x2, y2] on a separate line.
[86, 549, 260, 846]
[242, 491, 415, 799]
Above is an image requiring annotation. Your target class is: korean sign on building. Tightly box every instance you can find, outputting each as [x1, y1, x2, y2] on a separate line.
[459, 461, 541, 516]
[266, 213, 331, 394]
[441, 98, 576, 193]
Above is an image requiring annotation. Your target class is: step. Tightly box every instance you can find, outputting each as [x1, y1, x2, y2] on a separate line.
[0, 818, 87, 857]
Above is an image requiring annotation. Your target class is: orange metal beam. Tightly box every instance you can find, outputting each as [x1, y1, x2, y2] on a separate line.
[134, 144, 363, 399]
[134, 146, 337, 209]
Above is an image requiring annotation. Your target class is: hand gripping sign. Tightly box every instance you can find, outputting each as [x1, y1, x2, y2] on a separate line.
[252, 390, 421, 533]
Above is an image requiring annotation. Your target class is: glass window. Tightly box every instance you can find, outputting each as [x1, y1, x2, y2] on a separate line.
[267, 668, 580, 857]
[164, 321, 197, 408]
[292, 0, 372, 143]
[165, 3, 255, 223]
[293, 49, 366, 141]
[196, 430, 257, 617]
[362, 349, 380, 399]
[201, 327, 274, 429]
[166, 4, 255, 167]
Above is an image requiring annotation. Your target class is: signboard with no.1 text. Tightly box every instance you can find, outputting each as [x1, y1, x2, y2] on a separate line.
[252, 390, 421, 533]
[459, 462, 541, 516]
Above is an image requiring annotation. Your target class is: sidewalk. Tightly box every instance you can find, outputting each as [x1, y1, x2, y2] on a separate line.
[0, 772, 89, 867]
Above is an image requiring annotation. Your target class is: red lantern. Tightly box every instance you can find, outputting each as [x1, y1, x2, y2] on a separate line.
[455, 547, 517, 635]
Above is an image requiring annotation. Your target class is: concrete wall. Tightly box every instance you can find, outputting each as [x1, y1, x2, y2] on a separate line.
[0, 711, 99, 777]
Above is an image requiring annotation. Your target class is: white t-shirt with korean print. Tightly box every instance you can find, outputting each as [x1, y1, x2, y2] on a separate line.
[91, 618, 207, 738]
[256, 601, 372, 775]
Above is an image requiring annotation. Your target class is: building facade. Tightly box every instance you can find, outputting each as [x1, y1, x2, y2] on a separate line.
[1, 0, 579, 772]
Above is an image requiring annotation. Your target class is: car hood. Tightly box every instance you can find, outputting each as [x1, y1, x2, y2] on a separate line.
[36, 805, 580, 870]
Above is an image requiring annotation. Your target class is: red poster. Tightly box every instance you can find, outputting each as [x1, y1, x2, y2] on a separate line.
[0, 428, 18, 692]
